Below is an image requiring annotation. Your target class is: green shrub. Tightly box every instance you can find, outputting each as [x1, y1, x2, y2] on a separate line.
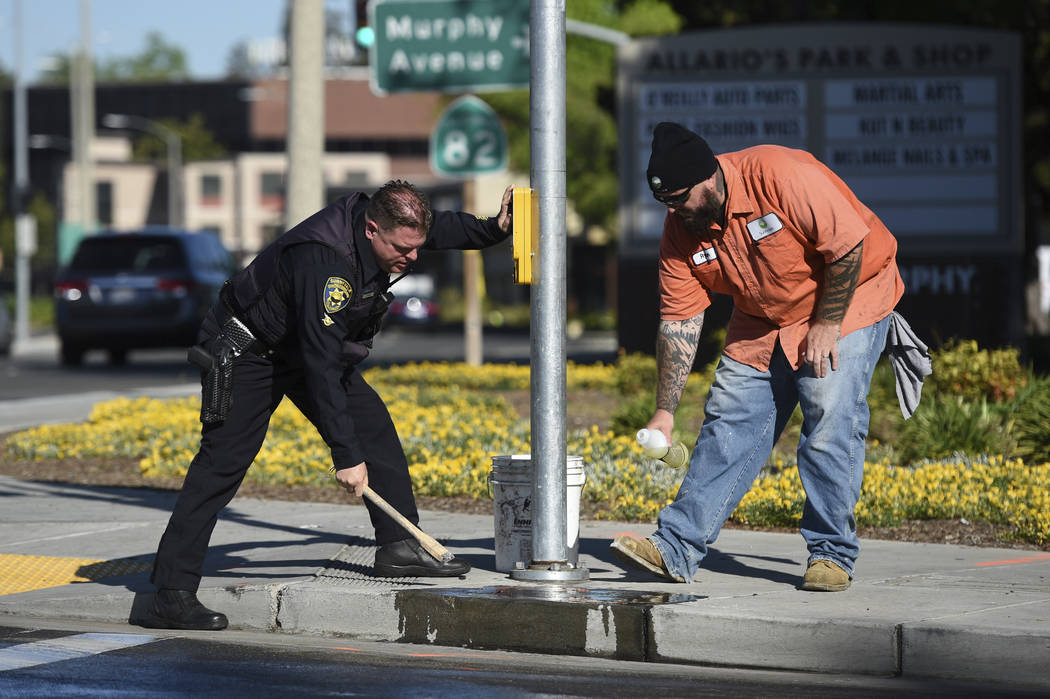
[896, 395, 1014, 465]
[574, 308, 617, 331]
[1009, 373, 1050, 464]
[612, 351, 657, 397]
[610, 392, 656, 436]
[1, 295, 54, 332]
[608, 352, 658, 436]
[866, 358, 901, 444]
[608, 350, 711, 442]
[436, 288, 531, 328]
[928, 339, 1027, 402]
[869, 340, 1030, 464]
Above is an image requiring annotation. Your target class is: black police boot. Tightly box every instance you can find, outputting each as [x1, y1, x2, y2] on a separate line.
[140, 589, 229, 630]
[374, 539, 471, 578]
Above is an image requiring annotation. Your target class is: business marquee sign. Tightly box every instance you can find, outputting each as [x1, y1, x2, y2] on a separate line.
[616, 24, 1022, 257]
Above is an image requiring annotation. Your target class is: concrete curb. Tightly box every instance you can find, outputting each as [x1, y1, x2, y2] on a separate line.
[9, 579, 1047, 688]
[903, 613, 1050, 686]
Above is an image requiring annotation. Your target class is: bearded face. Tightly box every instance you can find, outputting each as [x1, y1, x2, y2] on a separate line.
[674, 179, 725, 235]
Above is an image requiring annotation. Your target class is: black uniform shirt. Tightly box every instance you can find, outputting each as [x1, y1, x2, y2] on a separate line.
[250, 204, 508, 471]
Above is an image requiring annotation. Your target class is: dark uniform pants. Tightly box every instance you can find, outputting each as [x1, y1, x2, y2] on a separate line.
[150, 349, 419, 592]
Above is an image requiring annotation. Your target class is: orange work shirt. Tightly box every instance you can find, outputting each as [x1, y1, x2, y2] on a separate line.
[658, 145, 904, 371]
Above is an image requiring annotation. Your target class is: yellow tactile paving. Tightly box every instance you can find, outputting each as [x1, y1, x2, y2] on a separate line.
[0, 554, 153, 595]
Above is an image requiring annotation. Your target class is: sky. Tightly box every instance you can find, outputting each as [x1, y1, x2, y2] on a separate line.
[0, 0, 302, 82]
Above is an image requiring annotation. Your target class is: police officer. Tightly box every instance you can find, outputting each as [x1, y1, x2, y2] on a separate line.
[140, 180, 513, 630]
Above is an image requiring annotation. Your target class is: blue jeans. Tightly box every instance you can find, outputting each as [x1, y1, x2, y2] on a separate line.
[651, 315, 891, 582]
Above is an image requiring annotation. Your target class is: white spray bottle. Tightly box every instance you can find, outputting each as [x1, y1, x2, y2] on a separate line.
[636, 429, 690, 469]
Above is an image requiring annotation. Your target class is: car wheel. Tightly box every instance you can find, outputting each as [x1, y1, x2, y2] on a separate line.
[108, 348, 128, 365]
[60, 342, 85, 366]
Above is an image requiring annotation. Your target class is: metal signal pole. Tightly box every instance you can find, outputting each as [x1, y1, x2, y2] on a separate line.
[511, 0, 588, 583]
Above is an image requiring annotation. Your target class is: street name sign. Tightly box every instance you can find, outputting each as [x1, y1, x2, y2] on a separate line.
[368, 0, 530, 94]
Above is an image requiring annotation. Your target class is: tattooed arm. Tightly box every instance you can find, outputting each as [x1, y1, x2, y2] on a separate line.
[647, 312, 705, 441]
[806, 240, 863, 378]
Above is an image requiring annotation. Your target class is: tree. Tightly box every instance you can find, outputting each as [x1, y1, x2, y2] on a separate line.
[100, 32, 190, 82]
[484, 0, 683, 235]
[37, 54, 73, 85]
[27, 191, 57, 272]
[225, 40, 264, 80]
[130, 113, 227, 162]
[39, 31, 189, 84]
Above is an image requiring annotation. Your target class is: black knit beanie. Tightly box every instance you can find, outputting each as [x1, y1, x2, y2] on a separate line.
[646, 122, 718, 194]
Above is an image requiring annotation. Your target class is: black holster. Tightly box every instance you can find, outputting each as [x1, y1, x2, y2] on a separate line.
[189, 316, 263, 424]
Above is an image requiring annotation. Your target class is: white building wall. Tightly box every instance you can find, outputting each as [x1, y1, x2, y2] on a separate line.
[67, 152, 394, 259]
[183, 160, 238, 252]
[64, 161, 157, 230]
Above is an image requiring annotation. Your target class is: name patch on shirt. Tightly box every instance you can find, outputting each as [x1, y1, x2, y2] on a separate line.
[323, 277, 353, 313]
[746, 213, 783, 241]
[691, 247, 718, 266]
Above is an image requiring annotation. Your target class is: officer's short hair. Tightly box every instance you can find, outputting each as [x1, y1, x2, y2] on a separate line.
[367, 180, 433, 233]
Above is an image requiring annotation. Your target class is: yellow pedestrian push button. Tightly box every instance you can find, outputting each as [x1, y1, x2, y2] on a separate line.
[512, 187, 538, 285]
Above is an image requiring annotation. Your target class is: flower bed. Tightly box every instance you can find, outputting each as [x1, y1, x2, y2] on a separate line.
[5, 361, 1049, 546]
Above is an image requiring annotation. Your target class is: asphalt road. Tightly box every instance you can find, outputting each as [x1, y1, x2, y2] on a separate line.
[0, 327, 618, 402]
[0, 328, 618, 432]
[2, 621, 1036, 698]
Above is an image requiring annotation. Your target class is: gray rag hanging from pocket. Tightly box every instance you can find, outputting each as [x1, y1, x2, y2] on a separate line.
[885, 311, 933, 419]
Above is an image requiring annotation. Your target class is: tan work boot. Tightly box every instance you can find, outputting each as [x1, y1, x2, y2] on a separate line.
[802, 559, 851, 591]
[610, 534, 685, 582]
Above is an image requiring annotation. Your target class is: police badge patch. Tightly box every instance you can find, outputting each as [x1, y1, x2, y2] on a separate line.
[323, 277, 352, 313]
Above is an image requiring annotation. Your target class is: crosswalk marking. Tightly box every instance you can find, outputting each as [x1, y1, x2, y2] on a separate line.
[0, 633, 156, 672]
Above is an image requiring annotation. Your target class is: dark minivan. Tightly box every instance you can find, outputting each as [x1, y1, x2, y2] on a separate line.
[54, 229, 237, 365]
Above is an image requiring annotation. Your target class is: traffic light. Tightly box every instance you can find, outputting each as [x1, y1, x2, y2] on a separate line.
[355, 25, 375, 48]
[354, 0, 373, 48]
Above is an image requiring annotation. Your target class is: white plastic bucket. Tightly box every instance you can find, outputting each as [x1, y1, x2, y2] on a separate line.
[489, 454, 586, 573]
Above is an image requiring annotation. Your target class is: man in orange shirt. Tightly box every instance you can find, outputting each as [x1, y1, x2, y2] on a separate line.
[611, 122, 904, 591]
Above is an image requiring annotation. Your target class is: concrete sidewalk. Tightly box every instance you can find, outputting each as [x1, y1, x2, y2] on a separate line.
[0, 475, 1047, 690]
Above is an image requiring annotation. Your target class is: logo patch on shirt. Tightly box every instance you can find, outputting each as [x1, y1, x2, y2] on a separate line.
[746, 213, 783, 241]
[323, 277, 352, 313]
[691, 247, 718, 266]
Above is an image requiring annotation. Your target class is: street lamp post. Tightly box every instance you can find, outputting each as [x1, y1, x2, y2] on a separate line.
[101, 113, 183, 227]
[12, 0, 33, 349]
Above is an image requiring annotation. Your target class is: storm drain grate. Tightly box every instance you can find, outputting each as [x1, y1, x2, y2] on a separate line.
[314, 542, 421, 587]
[0, 554, 153, 596]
